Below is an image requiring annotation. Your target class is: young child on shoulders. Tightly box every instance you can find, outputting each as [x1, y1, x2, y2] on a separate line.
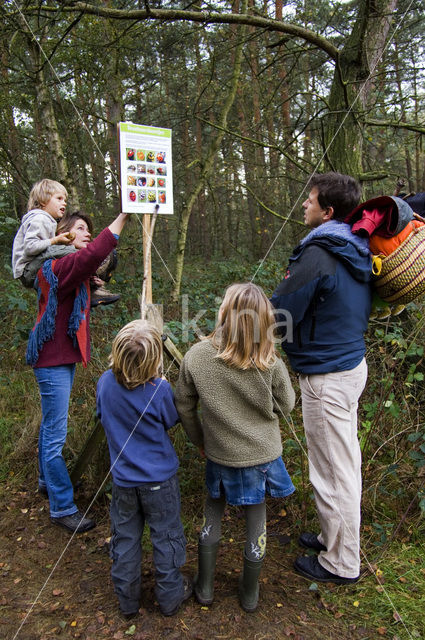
[175, 282, 296, 613]
[96, 320, 192, 618]
[12, 179, 73, 286]
[12, 178, 119, 306]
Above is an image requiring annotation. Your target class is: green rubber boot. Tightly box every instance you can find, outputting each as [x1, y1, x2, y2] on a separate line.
[194, 542, 219, 605]
[238, 554, 264, 613]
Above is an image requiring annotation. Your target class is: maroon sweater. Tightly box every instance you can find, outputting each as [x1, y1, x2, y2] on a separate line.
[32, 228, 117, 368]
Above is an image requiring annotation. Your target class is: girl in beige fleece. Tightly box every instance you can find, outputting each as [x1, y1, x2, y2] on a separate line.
[175, 282, 295, 613]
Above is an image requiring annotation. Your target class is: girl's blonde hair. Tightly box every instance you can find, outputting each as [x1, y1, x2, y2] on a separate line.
[109, 320, 162, 389]
[27, 179, 67, 211]
[208, 283, 277, 371]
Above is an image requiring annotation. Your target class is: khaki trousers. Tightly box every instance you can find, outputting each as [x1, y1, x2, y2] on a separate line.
[299, 358, 367, 578]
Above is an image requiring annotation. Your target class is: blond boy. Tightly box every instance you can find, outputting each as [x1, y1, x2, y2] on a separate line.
[12, 179, 74, 287]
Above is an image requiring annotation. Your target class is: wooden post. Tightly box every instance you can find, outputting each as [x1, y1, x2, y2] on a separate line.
[141, 205, 158, 319]
[141, 213, 153, 310]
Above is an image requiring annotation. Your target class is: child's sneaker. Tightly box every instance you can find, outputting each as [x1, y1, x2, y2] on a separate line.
[91, 286, 120, 307]
[96, 250, 117, 283]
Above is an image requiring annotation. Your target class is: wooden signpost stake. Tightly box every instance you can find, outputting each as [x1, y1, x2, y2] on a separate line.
[141, 205, 163, 329]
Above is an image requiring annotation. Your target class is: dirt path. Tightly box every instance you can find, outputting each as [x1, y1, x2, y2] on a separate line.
[1, 484, 373, 640]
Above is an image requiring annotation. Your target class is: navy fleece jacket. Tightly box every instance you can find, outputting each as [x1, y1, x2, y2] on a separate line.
[271, 220, 372, 374]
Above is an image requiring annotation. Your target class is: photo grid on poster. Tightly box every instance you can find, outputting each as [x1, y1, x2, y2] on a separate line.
[118, 123, 173, 215]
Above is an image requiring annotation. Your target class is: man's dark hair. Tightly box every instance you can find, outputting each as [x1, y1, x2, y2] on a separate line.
[310, 172, 362, 220]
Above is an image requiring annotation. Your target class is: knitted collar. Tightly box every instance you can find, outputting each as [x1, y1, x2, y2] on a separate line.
[300, 219, 370, 256]
[26, 259, 90, 367]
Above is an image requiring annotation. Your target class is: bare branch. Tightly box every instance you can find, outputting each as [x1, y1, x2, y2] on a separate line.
[22, 3, 340, 60]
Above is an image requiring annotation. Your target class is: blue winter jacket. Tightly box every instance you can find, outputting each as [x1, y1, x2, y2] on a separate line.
[271, 220, 372, 374]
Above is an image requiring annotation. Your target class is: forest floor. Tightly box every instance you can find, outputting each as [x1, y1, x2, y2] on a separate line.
[1, 479, 387, 640]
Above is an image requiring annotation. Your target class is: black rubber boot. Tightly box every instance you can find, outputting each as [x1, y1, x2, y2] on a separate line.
[194, 542, 219, 605]
[238, 554, 264, 613]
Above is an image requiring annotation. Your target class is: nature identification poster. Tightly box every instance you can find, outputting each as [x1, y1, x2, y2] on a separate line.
[118, 122, 173, 214]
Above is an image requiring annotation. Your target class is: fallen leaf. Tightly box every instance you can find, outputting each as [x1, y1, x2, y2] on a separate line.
[21, 508, 28, 514]
[125, 625, 136, 636]
[276, 602, 283, 608]
[70, 621, 77, 627]
[58, 621, 66, 629]
[52, 589, 64, 596]
[398, 576, 407, 583]
[393, 611, 402, 623]
[334, 612, 344, 619]
[377, 627, 387, 635]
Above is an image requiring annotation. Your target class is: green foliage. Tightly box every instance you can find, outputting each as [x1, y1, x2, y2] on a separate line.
[361, 309, 425, 536]
[323, 542, 425, 640]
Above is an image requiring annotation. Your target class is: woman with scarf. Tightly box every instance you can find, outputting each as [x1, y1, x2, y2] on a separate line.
[27, 211, 129, 533]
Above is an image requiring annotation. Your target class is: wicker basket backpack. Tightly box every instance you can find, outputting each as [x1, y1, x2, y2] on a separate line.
[346, 195, 425, 305]
[372, 223, 425, 304]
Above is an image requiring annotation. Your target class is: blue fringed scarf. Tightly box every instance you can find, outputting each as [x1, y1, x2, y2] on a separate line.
[26, 259, 90, 366]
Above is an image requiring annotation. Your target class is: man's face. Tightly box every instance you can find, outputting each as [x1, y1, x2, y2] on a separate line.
[302, 187, 332, 228]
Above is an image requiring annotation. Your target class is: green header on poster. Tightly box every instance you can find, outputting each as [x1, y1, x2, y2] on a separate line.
[119, 122, 171, 138]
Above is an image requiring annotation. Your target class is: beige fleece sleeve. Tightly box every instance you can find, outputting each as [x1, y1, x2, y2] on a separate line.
[174, 354, 204, 448]
[271, 357, 296, 418]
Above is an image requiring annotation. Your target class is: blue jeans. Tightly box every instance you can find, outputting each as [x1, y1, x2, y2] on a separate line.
[34, 364, 77, 518]
[109, 474, 186, 615]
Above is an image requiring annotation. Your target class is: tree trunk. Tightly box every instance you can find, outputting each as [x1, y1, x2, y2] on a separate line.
[172, 0, 247, 301]
[325, 0, 398, 178]
[0, 43, 28, 216]
[22, 23, 79, 208]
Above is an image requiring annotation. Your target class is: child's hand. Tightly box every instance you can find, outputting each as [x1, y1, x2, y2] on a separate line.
[198, 446, 205, 458]
[52, 231, 75, 246]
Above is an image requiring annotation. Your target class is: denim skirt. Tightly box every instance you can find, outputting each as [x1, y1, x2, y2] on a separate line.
[206, 457, 295, 506]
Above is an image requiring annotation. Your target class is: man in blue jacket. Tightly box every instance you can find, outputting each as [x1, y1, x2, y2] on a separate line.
[271, 172, 372, 584]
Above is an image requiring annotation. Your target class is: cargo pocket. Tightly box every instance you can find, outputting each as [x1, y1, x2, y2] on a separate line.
[168, 527, 186, 568]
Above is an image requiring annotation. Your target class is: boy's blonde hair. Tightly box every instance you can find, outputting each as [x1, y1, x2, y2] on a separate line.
[109, 320, 162, 389]
[209, 283, 277, 371]
[27, 179, 67, 211]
